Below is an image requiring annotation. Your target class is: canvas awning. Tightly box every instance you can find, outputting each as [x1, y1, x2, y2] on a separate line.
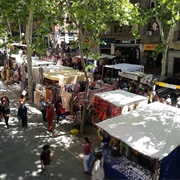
[75, 54, 116, 61]
[11, 43, 27, 47]
[43, 65, 94, 85]
[104, 63, 144, 73]
[96, 102, 180, 160]
[155, 81, 180, 90]
[94, 89, 148, 108]
[10, 54, 54, 66]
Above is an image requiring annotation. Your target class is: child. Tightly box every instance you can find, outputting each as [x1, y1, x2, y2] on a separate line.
[40, 144, 52, 178]
[91, 152, 105, 180]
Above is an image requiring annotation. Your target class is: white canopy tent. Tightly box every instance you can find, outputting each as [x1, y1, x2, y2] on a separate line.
[96, 102, 180, 160]
[75, 54, 116, 61]
[94, 89, 148, 108]
[10, 54, 54, 66]
[104, 63, 144, 73]
[43, 65, 94, 86]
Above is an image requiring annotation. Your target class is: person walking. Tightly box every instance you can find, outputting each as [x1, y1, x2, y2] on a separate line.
[19, 94, 26, 104]
[40, 97, 47, 122]
[0, 94, 10, 107]
[46, 103, 55, 132]
[0, 101, 3, 122]
[91, 152, 105, 180]
[18, 102, 28, 128]
[40, 144, 52, 179]
[54, 96, 62, 123]
[2, 102, 10, 128]
[82, 137, 91, 174]
[17, 95, 26, 123]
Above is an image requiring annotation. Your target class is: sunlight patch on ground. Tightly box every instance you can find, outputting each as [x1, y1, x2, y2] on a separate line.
[31, 171, 39, 177]
[0, 174, 7, 179]
[11, 130, 20, 135]
[50, 144, 59, 148]
[34, 134, 50, 138]
[26, 106, 41, 115]
[0, 89, 6, 93]
[17, 176, 23, 180]
[9, 107, 17, 111]
[54, 136, 74, 148]
[60, 119, 73, 125]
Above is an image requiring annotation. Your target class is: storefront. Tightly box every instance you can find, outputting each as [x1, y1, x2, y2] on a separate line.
[143, 44, 162, 69]
[100, 38, 115, 55]
[168, 50, 180, 76]
[114, 39, 140, 64]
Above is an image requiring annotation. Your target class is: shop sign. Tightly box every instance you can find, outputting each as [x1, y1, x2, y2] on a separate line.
[144, 44, 157, 51]
[122, 40, 132, 44]
[118, 72, 138, 81]
[119, 39, 140, 44]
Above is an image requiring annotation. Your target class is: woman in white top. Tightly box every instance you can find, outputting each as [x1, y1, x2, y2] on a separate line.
[91, 152, 105, 180]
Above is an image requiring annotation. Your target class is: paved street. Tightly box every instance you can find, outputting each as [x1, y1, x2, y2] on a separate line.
[0, 80, 101, 180]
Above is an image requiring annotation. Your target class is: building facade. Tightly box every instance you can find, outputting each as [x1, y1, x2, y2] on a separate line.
[100, 0, 180, 77]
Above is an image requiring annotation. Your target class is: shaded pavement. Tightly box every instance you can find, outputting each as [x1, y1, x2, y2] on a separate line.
[0, 80, 102, 180]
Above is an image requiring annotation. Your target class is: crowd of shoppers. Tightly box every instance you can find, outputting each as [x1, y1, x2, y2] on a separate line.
[39, 95, 66, 132]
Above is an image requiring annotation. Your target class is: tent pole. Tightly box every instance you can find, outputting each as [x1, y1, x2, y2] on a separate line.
[154, 159, 160, 180]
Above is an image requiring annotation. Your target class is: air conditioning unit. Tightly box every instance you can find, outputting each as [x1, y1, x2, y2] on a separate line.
[146, 31, 152, 36]
[105, 31, 110, 34]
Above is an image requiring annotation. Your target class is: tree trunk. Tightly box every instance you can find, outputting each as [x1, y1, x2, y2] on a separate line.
[79, 30, 89, 134]
[25, 8, 34, 101]
[18, 19, 22, 39]
[160, 45, 169, 78]
[6, 18, 12, 37]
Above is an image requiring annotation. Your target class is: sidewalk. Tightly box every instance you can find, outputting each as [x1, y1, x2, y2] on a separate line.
[0, 81, 102, 180]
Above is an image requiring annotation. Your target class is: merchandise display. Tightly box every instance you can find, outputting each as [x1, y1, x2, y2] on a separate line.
[103, 148, 154, 180]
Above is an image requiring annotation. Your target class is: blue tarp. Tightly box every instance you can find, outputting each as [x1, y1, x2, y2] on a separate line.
[159, 146, 180, 179]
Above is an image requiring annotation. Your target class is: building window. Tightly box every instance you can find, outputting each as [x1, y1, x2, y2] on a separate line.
[151, 22, 158, 31]
[147, 21, 159, 31]
[128, 25, 132, 33]
[114, 25, 122, 33]
[150, 0, 155, 8]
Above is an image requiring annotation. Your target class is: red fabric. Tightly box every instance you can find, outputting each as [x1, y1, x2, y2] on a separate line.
[111, 106, 121, 117]
[46, 107, 54, 131]
[61, 107, 66, 114]
[55, 102, 63, 116]
[82, 143, 91, 155]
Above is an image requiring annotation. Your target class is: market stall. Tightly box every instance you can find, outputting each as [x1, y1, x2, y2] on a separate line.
[43, 65, 94, 86]
[96, 102, 180, 180]
[92, 89, 148, 123]
[75, 54, 116, 74]
[103, 63, 144, 78]
[33, 65, 75, 109]
[118, 71, 154, 85]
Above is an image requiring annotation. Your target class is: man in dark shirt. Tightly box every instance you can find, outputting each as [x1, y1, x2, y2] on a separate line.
[18, 103, 27, 128]
[40, 144, 51, 178]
